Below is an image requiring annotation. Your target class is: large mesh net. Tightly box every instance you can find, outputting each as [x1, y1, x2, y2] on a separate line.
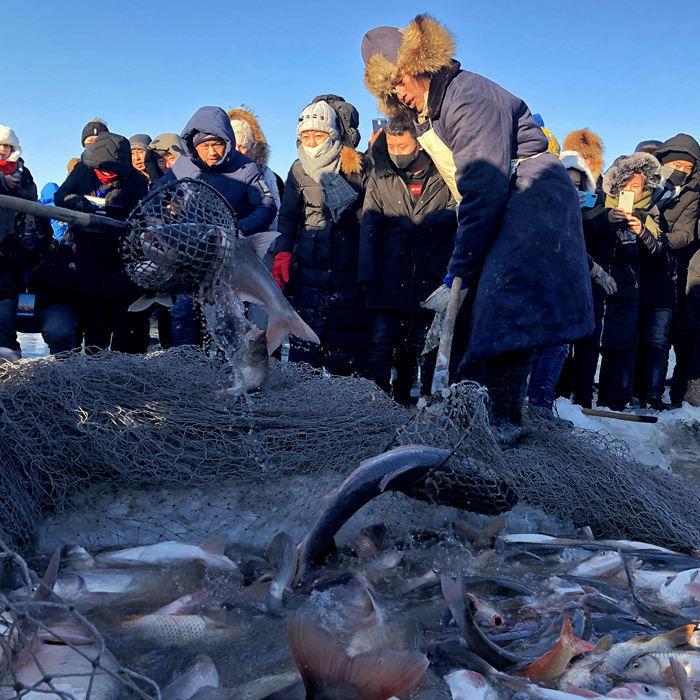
[119, 178, 238, 294]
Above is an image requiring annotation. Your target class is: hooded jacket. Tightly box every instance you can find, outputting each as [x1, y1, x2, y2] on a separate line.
[654, 134, 700, 326]
[358, 131, 456, 312]
[362, 14, 593, 361]
[55, 132, 148, 297]
[158, 106, 276, 235]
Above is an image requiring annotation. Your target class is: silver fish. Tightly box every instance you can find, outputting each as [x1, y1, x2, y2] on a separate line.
[162, 654, 220, 700]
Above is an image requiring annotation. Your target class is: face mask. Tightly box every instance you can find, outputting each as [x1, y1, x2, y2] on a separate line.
[302, 138, 333, 159]
[389, 148, 419, 170]
[660, 164, 690, 188]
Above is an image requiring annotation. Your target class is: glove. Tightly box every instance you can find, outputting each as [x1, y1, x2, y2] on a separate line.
[63, 194, 96, 213]
[444, 272, 454, 287]
[590, 262, 618, 295]
[272, 252, 293, 290]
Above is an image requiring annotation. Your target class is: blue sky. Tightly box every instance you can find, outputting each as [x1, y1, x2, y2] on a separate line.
[5, 1, 700, 190]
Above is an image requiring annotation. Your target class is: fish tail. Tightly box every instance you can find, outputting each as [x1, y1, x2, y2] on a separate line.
[266, 311, 319, 354]
[346, 648, 429, 698]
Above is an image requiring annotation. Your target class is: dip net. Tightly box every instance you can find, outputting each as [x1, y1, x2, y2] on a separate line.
[0, 348, 698, 557]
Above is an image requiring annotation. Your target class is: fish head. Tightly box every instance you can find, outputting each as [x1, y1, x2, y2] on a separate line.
[621, 654, 665, 683]
[606, 682, 677, 698]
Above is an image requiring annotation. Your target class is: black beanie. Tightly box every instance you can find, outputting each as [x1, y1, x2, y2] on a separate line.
[659, 150, 696, 166]
[81, 120, 109, 147]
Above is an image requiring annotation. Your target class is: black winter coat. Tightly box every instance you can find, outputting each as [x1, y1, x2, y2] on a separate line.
[358, 136, 456, 312]
[55, 133, 148, 298]
[276, 152, 369, 351]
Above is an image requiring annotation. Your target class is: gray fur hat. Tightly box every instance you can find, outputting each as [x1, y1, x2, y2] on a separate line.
[602, 152, 661, 197]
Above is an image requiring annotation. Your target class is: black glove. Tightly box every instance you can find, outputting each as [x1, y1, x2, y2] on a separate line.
[63, 194, 96, 213]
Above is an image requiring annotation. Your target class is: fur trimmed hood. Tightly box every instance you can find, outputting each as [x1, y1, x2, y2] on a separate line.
[363, 15, 455, 117]
[339, 145, 363, 176]
[602, 152, 661, 197]
[559, 150, 596, 193]
[227, 107, 270, 170]
[0, 125, 21, 161]
[562, 129, 604, 181]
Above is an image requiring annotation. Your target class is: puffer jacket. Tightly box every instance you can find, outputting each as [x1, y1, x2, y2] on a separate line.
[358, 132, 456, 312]
[158, 106, 276, 235]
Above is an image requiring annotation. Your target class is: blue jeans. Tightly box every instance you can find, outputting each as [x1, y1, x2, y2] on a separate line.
[0, 298, 78, 354]
[170, 295, 201, 346]
[528, 344, 570, 410]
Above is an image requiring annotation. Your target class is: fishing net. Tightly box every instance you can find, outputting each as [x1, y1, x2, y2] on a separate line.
[119, 178, 238, 294]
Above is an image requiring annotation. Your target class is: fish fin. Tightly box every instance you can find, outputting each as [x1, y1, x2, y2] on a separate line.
[560, 617, 595, 654]
[204, 618, 230, 630]
[200, 533, 227, 556]
[661, 623, 696, 647]
[243, 231, 281, 259]
[378, 464, 417, 493]
[266, 314, 319, 355]
[687, 582, 700, 601]
[34, 547, 61, 601]
[483, 515, 507, 541]
[595, 634, 613, 651]
[128, 294, 156, 312]
[286, 616, 350, 693]
[346, 649, 429, 698]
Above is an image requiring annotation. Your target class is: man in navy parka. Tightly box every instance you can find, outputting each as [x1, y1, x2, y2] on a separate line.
[159, 106, 277, 346]
[361, 15, 594, 442]
[158, 106, 276, 235]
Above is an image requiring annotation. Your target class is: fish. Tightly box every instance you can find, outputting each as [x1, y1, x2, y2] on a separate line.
[606, 683, 680, 698]
[236, 324, 269, 393]
[296, 445, 517, 582]
[265, 531, 298, 614]
[128, 293, 174, 312]
[286, 615, 429, 699]
[224, 230, 320, 354]
[465, 593, 507, 629]
[230, 670, 303, 699]
[453, 515, 506, 550]
[602, 625, 696, 675]
[498, 535, 683, 556]
[94, 533, 238, 572]
[7, 622, 121, 699]
[558, 635, 613, 693]
[440, 573, 526, 671]
[516, 616, 596, 682]
[631, 568, 700, 608]
[161, 654, 220, 700]
[444, 669, 500, 699]
[122, 611, 241, 649]
[621, 650, 700, 685]
[568, 551, 628, 579]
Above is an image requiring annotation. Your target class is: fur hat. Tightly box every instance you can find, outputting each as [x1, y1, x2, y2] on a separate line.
[0, 125, 21, 161]
[562, 129, 604, 181]
[227, 107, 270, 169]
[362, 14, 455, 117]
[559, 150, 596, 192]
[602, 152, 661, 197]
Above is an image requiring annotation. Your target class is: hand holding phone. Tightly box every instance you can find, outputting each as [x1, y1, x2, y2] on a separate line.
[618, 190, 635, 214]
[372, 118, 387, 133]
[578, 191, 598, 208]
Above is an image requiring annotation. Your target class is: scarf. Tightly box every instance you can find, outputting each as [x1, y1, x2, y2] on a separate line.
[0, 160, 17, 176]
[605, 189, 661, 239]
[297, 139, 358, 223]
[95, 169, 119, 185]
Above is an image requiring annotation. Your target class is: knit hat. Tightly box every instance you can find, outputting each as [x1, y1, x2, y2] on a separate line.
[658, 150, 696, 166]
[296, 101, 338, 140]
[148, 133, 186, 157]
[192, 132, 223, 147]
[230, 119, 254, 151]
[0, 125, 21, 160]
[81, 118, 109, 147]
[129, 133, 152, 151]
[635, 140, 663, 155]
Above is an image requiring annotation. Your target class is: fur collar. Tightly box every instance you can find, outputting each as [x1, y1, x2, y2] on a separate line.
[226, 107, 270, 170]
[364, 15, 456, 117]
[340, 146, 363, 176]
[602, 152, 661, 197]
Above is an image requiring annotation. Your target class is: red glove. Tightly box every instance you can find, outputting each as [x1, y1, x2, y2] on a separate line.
[272, 252, 293, 290]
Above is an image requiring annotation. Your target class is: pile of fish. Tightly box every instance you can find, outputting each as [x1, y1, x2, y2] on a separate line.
[1, 445, 699, 699]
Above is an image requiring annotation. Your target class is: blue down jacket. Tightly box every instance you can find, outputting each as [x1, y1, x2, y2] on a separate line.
[158, 106, 276, 234]
[415, 63, 594, 361]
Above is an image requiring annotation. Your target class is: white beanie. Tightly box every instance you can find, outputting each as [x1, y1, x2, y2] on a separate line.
[559, 150, 596, 193]
[0, 125, 21, 161]
[296, 100, 338, 140]
[230, 119, 254, 151]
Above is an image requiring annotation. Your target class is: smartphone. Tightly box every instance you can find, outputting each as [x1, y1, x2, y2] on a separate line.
[372, 118, 387, 133]
[618, 190, 635, 214]
[17, 293, 36, 317]
[578, 191, 598, 208]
